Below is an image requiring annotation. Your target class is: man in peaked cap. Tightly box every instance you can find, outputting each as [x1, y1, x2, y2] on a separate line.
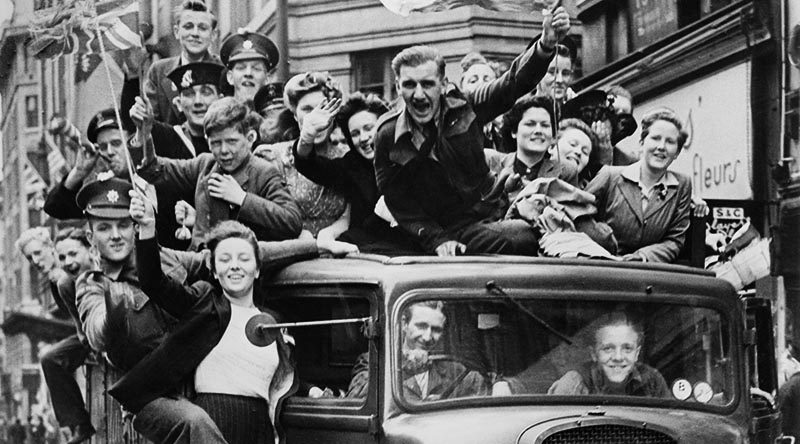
[44, 109, 131, 220]
[220, 29, 279, 107]
[73, 176, 229, 442]
[254, 81, 299, 143]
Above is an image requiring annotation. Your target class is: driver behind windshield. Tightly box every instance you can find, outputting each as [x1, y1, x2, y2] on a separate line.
[347, 300, 487, 401]
[548, 312, 669, 397]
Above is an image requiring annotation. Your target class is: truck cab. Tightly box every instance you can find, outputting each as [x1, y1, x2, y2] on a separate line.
[260, 255, 786, 444]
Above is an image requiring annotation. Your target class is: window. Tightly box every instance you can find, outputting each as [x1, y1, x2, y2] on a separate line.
[25, 96, 39, 128]
[394, 295, 735, 409]
[263, 287, 374, 404]
[352, 48, 399, 100]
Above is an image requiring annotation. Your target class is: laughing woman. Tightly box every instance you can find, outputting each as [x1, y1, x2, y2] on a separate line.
[121, 195, 304, 444]
[584, 109, 691, 263]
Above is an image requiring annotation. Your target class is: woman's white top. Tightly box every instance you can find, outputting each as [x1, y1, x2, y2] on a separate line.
[195, 304, 279, 400]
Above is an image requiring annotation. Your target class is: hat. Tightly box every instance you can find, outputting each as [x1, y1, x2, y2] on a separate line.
[561, 90, 637, 145]
[219, 30, 279, 70]
[283, 72, 342, 112]
[253, 82, 285, 113]
[86, 109, 120, 143]
[167, 61, 225, 92]
[76, 177, 133, 219]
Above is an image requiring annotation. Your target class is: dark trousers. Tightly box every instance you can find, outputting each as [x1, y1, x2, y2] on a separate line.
[454, 219, 539, 255]
[40, 335, 91, 428]
[133, 396, 227, 444]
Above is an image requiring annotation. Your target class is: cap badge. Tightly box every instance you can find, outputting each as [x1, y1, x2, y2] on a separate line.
[243, 40, 253, 50]
[181, 70, 194, 88]
[106, 190, 119, 203]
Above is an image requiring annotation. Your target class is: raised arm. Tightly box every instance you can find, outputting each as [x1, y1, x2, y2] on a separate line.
[469, 6, 569, 124]
[130, 190, 210, 318]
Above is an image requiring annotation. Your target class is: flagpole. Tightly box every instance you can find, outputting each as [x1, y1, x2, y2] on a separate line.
[91, 9, 140, 191]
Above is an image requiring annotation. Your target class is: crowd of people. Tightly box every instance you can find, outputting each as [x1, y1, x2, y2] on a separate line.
[13, 0, 707, 442]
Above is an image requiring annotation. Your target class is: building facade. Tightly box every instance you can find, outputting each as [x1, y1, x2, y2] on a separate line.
[573, 0, 800, 348]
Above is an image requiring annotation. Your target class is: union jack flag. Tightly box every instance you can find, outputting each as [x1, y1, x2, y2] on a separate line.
[29, 0, 141, 59]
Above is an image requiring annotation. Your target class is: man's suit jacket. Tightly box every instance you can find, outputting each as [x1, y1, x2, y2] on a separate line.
[138, 152, 303, 249]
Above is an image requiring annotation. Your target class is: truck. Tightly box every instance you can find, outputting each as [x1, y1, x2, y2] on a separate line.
[248, 254, 790, 444]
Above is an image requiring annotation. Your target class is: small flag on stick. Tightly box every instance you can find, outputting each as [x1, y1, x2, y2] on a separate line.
[29, 0, 141, 59]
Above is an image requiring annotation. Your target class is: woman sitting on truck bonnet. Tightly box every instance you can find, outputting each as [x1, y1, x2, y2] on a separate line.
[115, 208, 307, 444]
[583, 108, 692, 263]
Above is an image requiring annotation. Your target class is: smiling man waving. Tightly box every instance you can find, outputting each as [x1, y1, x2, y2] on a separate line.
[373, 6, 571, 256]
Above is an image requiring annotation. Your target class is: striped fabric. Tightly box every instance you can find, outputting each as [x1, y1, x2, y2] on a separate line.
[379, 0, 549, 16]
[194, 393, 274, 444]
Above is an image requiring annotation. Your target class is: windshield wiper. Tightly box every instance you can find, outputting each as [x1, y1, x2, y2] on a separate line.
[486, 280, 573, 345]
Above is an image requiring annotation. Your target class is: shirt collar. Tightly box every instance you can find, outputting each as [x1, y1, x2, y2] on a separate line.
[393, 85, 467, 143]
[514, 154, 545, 179]
[621, 161, 679, 188]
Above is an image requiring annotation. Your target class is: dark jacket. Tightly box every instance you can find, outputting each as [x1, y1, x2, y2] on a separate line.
[373, 41, 555, 252]
[293, 146, 380, 231]
[584, 163, 692, 262]
[150, 120, 209, 158]
[109, 237, 318, 441]
[548, 361, 670, 398]
[138, 152, 303, 248]
[484, 150, 571, 204]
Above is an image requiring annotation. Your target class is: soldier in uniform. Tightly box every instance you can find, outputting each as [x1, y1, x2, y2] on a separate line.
[372, 6, 570, 256]
[219, 30, 279, 108]
[73, 177, 228, 443]
[43, 109, 130, 221]
[132, 61, 224, 159]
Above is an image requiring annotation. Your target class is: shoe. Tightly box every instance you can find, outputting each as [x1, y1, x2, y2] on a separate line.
[67, 423, 96, 444]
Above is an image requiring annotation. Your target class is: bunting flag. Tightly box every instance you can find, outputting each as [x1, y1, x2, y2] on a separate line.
[29, 0, 141, 60]
[379, 0, 547, 16]
[42, 136, 68, 182]
[23, 159, 48, 196]
[75, 52, 103, 82]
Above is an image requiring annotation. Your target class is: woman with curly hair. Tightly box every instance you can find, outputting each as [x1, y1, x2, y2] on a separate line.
[293, 91, 423, 253]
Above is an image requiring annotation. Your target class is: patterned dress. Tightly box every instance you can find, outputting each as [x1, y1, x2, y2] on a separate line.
[261, 141, 348, 236]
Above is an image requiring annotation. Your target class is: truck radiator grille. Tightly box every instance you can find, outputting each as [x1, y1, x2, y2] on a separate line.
[542, 424, 676, 444]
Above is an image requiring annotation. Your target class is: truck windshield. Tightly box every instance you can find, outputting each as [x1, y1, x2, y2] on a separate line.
[394, 296, 734, 408]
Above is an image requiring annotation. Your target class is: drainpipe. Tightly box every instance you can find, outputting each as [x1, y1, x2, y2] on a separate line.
[275, 0, 289, 82]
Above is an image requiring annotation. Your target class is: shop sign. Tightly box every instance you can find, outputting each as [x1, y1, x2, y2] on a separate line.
[617, 62, 754, 200]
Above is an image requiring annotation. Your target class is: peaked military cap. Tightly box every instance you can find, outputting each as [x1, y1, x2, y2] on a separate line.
[253, 82, 285, 113]
[86, 109, 120, 143]
[220, 29, 279, 70]
[167, 61, 225, 92]
[76, 177, 133, 219]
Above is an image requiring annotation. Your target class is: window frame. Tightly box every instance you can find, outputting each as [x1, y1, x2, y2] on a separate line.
[389, 287, 742, 415]
[266, 283, 381, 427]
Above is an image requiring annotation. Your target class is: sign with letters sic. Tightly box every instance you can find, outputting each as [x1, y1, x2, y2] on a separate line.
[617, 62, 754, 200]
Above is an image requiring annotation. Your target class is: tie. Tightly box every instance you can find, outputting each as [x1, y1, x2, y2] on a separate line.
[418, 121, 437, 159]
